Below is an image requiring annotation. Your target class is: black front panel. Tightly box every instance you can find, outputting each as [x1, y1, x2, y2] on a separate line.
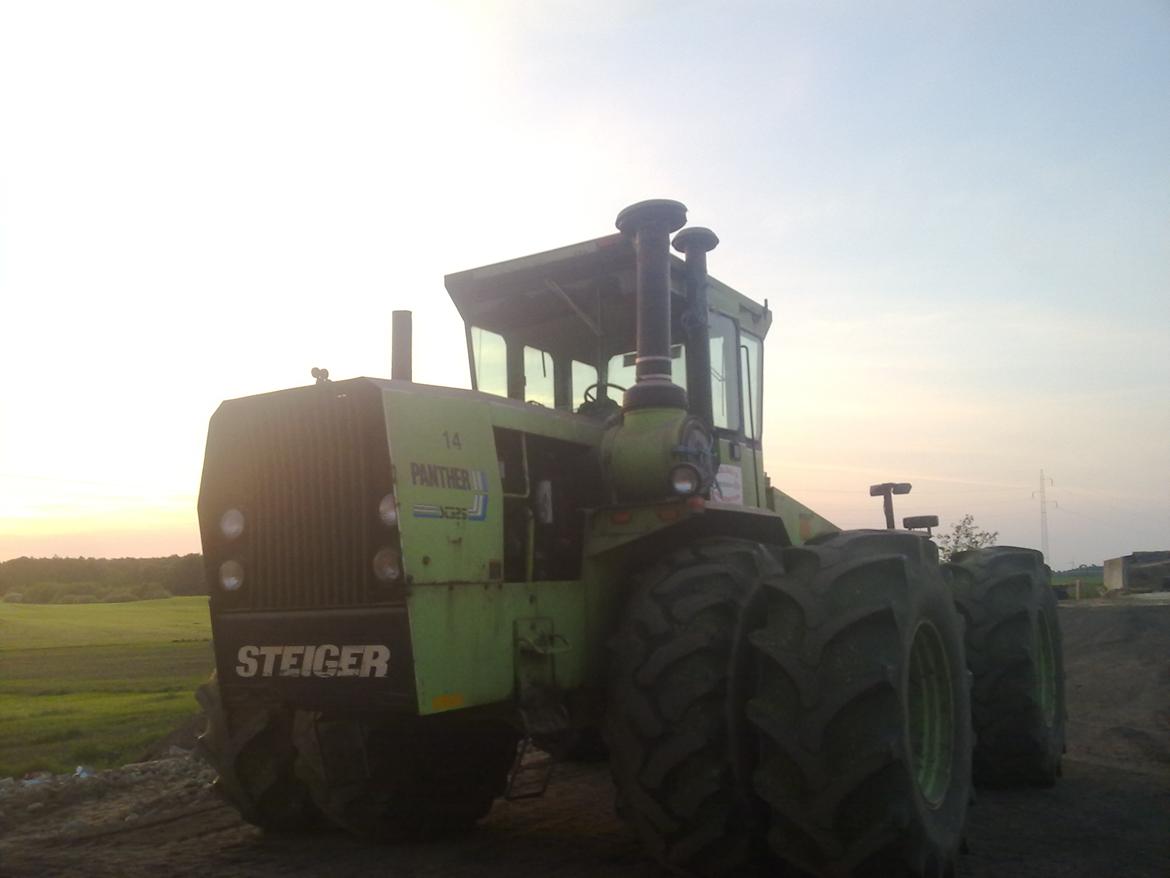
[212, 607, 415, 712]
[199, 379, 397, 611]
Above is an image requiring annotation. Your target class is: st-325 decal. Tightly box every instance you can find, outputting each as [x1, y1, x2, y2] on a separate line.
[410, 461, 490, 522]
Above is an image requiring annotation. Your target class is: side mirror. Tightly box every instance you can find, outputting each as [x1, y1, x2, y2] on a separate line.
[903, 515, 939, 535]
[870, 482, 912, 496]
[869, 482, 913, 529]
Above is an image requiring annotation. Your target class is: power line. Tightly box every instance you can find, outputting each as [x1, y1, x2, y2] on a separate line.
[1032, 469, 1056, 562]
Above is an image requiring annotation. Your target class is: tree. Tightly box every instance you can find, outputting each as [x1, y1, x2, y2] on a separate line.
[164, 554, 207, 596]
[937, 514, 998, 562]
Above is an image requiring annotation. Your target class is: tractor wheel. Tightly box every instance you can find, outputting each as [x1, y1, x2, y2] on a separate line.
[294, 713, 517, 841]
[194, 673, 318, 832]
[748, 530, 973, 877]
[605, 538, 779, 876]
[947, 546, 1065, 787]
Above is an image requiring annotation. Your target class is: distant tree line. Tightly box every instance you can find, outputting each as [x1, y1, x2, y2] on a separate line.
[0, 554, 205, 604]
[1052, 564, 1104, 578]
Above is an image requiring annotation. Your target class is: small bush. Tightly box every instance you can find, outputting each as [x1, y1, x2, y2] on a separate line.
[3, 592, 22, 603]
[135, 583, 172, 600]
[102, 591, 138, 603]
[57, 594, 99, 604]
[23, 581, 102, 603]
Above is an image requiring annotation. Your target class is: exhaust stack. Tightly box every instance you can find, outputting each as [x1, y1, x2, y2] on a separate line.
[392, 310, 413, 381]
[672, 226, 719, 427]
[615, 199, 688, 411]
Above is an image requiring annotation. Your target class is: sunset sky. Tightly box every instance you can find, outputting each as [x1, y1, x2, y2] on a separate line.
[1, 1, 1167, 567]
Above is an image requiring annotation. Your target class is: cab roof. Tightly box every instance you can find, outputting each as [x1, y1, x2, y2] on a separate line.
[444, 233, 771, 366]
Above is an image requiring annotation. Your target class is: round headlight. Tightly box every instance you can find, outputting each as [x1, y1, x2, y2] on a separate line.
[219, 560, 244, 591]
[378, 493, 399, 527]
[669, 464, 701, 496]
[373, 547, 402, 582]
[220, 508, 245, 540]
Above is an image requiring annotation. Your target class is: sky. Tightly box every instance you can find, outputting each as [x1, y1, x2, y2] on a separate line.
[1, 1, 1167, 567]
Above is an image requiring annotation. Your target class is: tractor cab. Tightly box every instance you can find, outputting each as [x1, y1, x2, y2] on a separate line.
[444, 233, 770, 448]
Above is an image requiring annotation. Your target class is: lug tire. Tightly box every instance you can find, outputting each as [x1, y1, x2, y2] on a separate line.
[605, 538, 780, 876]
[293, 713, 517, 841]
[748, 530, 973, 877]
[947, 546, 1066, 787]
[194, 673, 318, 832]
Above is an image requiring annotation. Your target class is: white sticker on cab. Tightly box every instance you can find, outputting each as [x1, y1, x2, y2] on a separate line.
[715, 464, 744, 505]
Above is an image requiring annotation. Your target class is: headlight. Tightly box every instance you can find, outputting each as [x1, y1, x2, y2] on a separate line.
[669, 464, 701, 496]
[378, 493, 399, 527]
[372, 547, 402, 582]
[219, 560, 244, 591]
[220, 508, 245, 540]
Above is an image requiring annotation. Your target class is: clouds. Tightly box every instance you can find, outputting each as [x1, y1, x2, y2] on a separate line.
[0, 2, 1166, 563]
[762, 297, 1169, 554]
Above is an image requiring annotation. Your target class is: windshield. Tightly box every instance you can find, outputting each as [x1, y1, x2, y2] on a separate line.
[472, 313, 754, 428]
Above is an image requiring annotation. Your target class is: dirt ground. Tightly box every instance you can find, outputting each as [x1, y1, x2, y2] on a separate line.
[2, 601, 1167, 878]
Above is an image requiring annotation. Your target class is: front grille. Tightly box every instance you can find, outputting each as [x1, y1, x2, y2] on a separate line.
[200, 380, 395, 611]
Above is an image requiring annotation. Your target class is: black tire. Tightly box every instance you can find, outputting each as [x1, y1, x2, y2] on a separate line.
[748, 530, 973, 877]
[293, 712, 517, 841]
[947, 546, 1066, 787]
[194, 673, 318, 832]
[605, 538, 780, 876]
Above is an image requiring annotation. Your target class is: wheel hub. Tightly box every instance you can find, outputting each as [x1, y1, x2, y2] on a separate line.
[908, 620, 955, 808]
[1036, 611, 1058, 726]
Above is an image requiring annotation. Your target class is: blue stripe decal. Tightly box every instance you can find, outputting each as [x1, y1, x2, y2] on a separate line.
[411, 470, 490, 521]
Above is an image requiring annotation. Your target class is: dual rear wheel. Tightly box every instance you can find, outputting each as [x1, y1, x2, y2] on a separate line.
[608, 531, 981, 877]
[947, 547, 1065, 786]
[606, 533, 1067, 877]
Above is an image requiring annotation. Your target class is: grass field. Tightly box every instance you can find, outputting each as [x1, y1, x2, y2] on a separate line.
[0, 597, 213, 778]
[1051, 572, 1106, 598]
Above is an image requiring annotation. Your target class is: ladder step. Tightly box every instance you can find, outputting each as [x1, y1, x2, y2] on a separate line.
[505, 737, 555, 800]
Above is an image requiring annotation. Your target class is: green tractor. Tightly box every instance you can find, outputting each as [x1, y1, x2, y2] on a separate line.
[195, 199, 1065, 875]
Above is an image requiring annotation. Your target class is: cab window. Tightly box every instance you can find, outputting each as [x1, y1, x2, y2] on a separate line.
[607, 345, 687, 391]
[740, 331, 763, 441]
[572, 359, 598, 401]
[524, 345, 555, 406]
[471, 326, 507, 397]
[708, 314, 742, 431]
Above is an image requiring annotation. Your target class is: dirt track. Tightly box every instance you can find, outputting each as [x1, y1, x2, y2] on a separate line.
[2, 602, 1167, 878]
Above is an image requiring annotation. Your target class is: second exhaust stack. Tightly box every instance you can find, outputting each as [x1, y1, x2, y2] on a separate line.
[392, 310, 413, 381]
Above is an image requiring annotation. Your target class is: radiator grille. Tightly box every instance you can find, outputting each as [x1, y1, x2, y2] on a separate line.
[201, 381, 395, 611]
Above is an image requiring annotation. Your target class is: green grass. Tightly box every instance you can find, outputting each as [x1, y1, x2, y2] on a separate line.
[0, 595, 209, 649]
[0, 598, 213, 778]
[1050, 573, 1105, 597]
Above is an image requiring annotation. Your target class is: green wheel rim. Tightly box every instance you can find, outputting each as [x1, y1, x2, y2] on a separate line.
[908, 620, 955, 808]
[1036, 611, 1058, 726]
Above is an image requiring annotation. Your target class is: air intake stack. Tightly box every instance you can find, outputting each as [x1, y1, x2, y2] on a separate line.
[603, 199, 717, 502]
[614, 199, 689, 412]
